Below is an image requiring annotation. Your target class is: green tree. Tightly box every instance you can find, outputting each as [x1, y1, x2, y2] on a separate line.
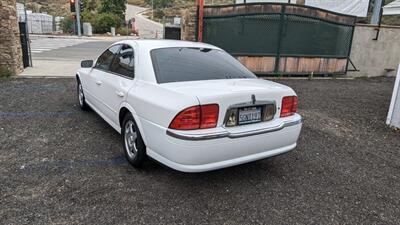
[99, 0, 127, 20]
[93, 13, 123, 33]
[82, 0, 98, 12]
[81, 11, 96, 24]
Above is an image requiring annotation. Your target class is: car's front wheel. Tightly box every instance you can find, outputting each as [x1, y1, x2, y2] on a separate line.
[77, 80, 89, 110]
[122, 113, 146, 167]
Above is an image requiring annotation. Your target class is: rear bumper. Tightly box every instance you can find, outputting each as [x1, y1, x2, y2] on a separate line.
[148, 143, 297, 173]
[166, 117, 302, 140]
[140, 114, 302, 173]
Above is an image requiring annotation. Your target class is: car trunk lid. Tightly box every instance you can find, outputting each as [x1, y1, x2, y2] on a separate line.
[160, 79, 296, 126]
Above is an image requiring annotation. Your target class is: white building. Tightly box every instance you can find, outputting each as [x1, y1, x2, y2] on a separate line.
[234, 0, 369, 17]
[383, 0, 400, 15]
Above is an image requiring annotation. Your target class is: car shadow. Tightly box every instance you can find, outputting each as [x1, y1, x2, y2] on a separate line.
[137, 153, 293, 186]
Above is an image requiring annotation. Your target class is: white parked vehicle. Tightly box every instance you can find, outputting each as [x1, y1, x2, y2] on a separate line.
[76, 40, 302, 172]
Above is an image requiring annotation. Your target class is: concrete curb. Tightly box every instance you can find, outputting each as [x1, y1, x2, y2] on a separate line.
[30, 34, 95, 40]
[14, 75, 74, 79]
[262, 77, 355, 80]
[29, 34, 136, 41]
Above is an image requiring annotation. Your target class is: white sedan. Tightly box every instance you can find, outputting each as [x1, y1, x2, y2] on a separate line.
[76, 40, 302, 172]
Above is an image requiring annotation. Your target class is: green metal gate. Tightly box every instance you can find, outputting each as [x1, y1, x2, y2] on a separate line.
[199, 3, 357, 75]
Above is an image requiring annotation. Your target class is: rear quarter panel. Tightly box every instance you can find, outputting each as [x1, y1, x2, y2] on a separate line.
[126, 81, 199, 129]
[76, 68, 92, 96]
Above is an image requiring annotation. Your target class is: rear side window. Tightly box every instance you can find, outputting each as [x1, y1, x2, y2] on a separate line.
[151, 47, 257, 84]
[95, 45, 121, 71]
[110, 44, 135, 78]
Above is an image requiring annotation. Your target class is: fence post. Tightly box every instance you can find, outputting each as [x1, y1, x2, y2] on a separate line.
[194, 6, 199, 41]
[345, 22, 356, 75]
[197, 0, 204, 42]
[371, 0, 384, 25]
[274, 5, 286, 74]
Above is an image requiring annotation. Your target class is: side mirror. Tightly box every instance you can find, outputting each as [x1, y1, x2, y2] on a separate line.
[81, 60, 94, 68]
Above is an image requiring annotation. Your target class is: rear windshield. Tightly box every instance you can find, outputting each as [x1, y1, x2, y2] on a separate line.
[150, 47, 257, 83]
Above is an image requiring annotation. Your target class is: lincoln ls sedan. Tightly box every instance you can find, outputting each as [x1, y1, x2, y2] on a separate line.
[76, 40, 302, 172]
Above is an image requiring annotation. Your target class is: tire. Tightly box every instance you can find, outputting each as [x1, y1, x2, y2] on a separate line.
[122, 113, 147, 167]
[77, 80, 89, 110]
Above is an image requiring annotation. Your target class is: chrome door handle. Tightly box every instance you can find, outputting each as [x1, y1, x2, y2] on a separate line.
[95, 81, 102, 85]
[116, 91, 124, 97]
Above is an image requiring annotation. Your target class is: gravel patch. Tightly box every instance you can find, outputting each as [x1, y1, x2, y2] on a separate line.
[0, 77, 399, 225]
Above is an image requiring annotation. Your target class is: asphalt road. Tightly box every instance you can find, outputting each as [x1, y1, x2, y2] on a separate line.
[31, 38, 114, 61]
[21, 38, 114, 77]
[0, 77, 399, 224]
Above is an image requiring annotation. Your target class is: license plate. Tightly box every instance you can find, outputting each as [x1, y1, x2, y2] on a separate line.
[238, 106, 262, 125]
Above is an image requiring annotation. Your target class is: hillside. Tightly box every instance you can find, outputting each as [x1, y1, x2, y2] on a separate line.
[24, 0, 70, 16]
[23, 0, 400, 26]
[138, 0, 399, 25]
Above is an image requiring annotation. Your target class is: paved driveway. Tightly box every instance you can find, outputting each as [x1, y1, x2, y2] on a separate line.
[0, 77, 399, 224]
[125, 4, 163, 39]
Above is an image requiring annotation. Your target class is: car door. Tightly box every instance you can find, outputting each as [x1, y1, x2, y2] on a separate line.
[87, 44, 121, 114]
[101, 44, 136, 126]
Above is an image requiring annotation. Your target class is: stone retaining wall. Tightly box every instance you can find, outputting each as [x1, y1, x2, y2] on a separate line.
[181, 7, 197, 42]
[0, 0, 23, 75]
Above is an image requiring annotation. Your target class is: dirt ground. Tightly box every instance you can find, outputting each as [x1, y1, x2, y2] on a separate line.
[0, 77, 399, 224]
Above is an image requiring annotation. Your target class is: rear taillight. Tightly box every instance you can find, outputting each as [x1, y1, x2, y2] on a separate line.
[200, 104, 219, 129]
[169, 106, 201, 130]
[169, 104, 219, 130]
[280, 96, 298, 117]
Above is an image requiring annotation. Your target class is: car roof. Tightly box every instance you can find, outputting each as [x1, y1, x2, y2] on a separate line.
[105, 39, 224, 83]
[114, 39, 222, 51]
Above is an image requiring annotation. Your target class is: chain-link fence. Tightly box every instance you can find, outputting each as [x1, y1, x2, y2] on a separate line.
[203, 4, 355, 58]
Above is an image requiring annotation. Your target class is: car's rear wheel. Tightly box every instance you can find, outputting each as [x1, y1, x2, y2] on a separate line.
[122, 113, 146, 167]
[77, 80, 89, 110]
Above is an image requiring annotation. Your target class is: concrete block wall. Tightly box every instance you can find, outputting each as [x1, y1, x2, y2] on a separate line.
[349, 24, 400, 77]
[0, 0, 23, 75]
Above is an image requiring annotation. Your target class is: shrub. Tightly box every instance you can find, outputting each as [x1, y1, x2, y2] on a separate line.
[93, 13, 123, 34]
[117, 27, 132, 36]
[0, 66, 12, 78]
[81, 11, 96, 24]
[61, 16, 74, 34]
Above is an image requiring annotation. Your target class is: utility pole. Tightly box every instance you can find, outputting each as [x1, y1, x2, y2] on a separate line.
[197, 0, 204, 42]
[152, 0, 154, 19]
[371, 0, 384, 25]
[75, 0, 82, 36]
